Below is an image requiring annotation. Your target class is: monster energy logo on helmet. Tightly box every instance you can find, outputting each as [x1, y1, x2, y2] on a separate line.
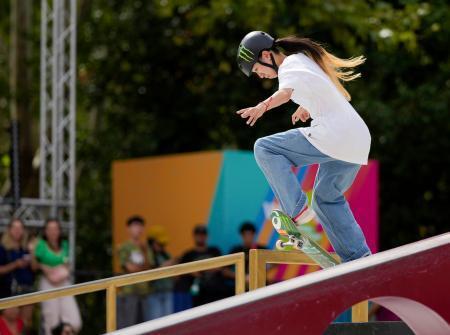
[236, 31, 276, 77]
[238, 45, 255, 63]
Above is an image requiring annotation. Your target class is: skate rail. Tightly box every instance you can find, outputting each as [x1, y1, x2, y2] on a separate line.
[248, 249, 340, 290]
[248, 248, 369, 322]
[249, 249, 369, 322]
[0, 252, 246, 333]
[104, 233, 450, 335]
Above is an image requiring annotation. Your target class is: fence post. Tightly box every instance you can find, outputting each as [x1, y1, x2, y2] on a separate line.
[352, 300, 369, 322]
[106, 284, 117, 332]
[235, 254, 246, 294]
[249, 249, 266, 291]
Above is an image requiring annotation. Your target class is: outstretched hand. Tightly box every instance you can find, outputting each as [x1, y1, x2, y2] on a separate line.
[236, 104, 265, 127]
[292, 106, 310, 125]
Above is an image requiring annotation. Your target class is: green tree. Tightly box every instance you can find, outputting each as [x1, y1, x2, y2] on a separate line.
[75, 1, 449, 330]
[0, 0, 449, 332]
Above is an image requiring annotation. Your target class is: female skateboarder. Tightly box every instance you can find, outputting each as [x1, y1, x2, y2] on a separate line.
[236, 31, 371, 262]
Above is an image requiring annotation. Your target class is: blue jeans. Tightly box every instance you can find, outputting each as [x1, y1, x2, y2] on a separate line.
[145, 292, 173, 320]
[116, 294, 147, 329]
[254, 129, 371, 262]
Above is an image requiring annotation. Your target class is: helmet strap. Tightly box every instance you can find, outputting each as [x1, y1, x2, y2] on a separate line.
[257, 52, 279, 73]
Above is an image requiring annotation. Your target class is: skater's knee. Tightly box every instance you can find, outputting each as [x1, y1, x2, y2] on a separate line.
[254, 137, 270, 160]
[254, 137, 267, 151]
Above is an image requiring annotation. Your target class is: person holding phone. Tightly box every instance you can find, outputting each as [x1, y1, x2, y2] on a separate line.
[0, 218, 35, 331]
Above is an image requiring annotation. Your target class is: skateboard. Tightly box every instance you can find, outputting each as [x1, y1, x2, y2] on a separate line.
[271, 209, 339, 268]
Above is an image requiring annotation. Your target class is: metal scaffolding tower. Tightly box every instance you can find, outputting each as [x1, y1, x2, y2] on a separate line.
[0, 0, 77, 268]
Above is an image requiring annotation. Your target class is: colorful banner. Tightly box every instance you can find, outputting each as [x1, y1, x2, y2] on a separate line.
[112, 150, 378, 278]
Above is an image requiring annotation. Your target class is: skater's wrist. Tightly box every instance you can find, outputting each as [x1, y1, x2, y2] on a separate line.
[256, 102, 266, 113]
[258, 96, 273, 114]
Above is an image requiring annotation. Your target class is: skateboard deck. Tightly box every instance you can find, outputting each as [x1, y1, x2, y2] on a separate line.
[271, 209, 339, 268]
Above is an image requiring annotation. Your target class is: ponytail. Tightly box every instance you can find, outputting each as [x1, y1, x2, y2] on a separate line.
[274, 36, 365, 101]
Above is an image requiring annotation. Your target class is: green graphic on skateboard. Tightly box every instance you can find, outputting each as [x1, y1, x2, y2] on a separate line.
[271, 209, 339, 268]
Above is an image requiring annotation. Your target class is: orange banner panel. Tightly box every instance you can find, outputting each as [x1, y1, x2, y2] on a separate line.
[112, 151, 222, 272]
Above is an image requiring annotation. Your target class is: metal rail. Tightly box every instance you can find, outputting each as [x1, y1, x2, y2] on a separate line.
[0, 253, 246, 332]
[248, 249, 368, 322]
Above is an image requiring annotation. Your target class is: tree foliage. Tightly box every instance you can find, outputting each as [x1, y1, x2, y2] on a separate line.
[76, 0, 449, 258]
[1, 1, 449, 332]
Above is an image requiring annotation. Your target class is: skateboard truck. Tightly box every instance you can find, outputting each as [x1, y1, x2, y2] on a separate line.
[276, 235, 304, 250]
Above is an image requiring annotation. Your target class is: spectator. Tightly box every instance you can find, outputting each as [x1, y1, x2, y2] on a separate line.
[0, 218, 35, 331]
[32, 218, 82, 335]
[51, 322, 75, 335]
[117, 215, 155, 328]
[147, 225, 175, 319]
[0, 307, 25, 335]
[174, 225, 230, 311]
[229, 221, 267, 275]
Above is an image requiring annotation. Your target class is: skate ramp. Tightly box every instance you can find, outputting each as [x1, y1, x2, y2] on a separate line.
[107, 233, 450, 335]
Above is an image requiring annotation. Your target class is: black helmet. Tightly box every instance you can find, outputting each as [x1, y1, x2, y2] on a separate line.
[237, 31, 276, 77]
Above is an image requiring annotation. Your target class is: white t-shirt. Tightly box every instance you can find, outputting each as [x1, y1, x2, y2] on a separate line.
[278, 53, 371, 165]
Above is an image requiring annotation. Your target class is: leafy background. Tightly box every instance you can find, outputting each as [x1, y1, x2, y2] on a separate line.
[1, 0, 449, 333]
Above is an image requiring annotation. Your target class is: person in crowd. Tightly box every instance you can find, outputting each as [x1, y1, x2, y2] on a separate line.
[174, 225, 231, 311]
[146, 225, 175, 319]
[230, 221, 267, 271]
[0, 218, 35, 331]
[0, 307, 25, 335]
[32, 218, 82, 335]
[226, 221, 267, 288]
[117, 215, 155, 328]
[51, 321, 75, 335]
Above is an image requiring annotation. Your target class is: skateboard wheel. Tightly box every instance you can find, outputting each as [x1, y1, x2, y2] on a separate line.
[293, 240, 303, 250]
[275, 240, 285, 250]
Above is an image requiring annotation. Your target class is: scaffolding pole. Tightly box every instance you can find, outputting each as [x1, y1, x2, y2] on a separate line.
[1, 0, 77, 272]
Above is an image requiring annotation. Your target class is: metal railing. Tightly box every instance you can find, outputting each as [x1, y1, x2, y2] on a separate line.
[248, 249, 368, 322]
[0, 253, 246, 332]
[0, 248, 368, 332]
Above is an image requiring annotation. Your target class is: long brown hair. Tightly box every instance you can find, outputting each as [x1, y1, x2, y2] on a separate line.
[274, 36, 365, 101]
[43, 218, 64, 248]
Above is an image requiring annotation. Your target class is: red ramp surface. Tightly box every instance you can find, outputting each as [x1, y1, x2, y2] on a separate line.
[109, 233, 450, 335]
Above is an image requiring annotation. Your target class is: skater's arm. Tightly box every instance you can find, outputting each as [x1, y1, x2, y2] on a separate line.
[260, 88, 293, 111]
[236, 88, 293, 127]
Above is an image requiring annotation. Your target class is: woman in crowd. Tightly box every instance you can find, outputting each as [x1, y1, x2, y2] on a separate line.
[32, 218, 82, 335]
[0, 218, 35, 331]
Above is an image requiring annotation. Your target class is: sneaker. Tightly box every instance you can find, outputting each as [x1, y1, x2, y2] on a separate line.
[292, 206, 316, 225]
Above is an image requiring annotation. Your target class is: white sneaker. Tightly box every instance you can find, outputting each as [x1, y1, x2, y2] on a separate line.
[293, 206, 316, 225]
